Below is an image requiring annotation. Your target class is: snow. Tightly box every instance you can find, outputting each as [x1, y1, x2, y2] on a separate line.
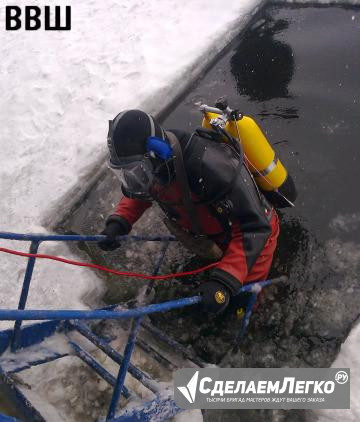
[0, 333, 71, 373]
[0, 0, 359, 421]
[315, 323, 360, 422]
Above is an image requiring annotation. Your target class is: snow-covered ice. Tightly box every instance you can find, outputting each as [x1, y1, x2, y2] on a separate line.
[316, 322, 360, 422]
[314, 213, 360, 422]
[0, 0, 261, 419]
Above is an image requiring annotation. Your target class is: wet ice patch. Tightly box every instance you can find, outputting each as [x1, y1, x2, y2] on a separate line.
[330, 212, 360, 234]
[326, 214, 360, 278]
[325, 238, 360, 274]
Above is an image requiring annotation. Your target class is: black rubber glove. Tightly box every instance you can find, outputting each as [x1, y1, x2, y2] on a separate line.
[197, 281, 230, 314]
[98, 221, 126, 251]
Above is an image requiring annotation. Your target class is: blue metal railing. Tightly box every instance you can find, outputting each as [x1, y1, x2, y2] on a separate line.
[11, 240, 40, 351]
[0, 231, 183, 421]
[0, 231, 287, 421]
[0, 297, 201, 321]
[0, 231, 176, 352]
[0, 232, 177, 243]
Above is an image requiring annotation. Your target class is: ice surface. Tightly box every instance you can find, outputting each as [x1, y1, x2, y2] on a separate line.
[1, 1, 262, 418]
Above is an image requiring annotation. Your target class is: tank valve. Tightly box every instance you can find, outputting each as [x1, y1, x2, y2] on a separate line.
[215, 96, 228, 111]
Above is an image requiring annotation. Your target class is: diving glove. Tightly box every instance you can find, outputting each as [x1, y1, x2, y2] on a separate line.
[98, 219, 128, 251]
[197, 280, 230, 314]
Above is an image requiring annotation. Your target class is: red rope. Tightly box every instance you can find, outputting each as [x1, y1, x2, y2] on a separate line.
[0, 247, 218, 280]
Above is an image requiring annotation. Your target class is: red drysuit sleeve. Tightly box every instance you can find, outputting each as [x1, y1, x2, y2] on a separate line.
[211, 212, 280, 292]
[112, 196, 152, 226]
[212, 223, 249, 290]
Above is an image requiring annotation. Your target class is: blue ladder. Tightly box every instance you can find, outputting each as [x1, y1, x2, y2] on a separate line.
[0, 232, 286, 421]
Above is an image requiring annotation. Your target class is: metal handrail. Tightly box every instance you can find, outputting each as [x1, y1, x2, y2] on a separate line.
[0, 231, 190, 421]
[0, 232, 176, 351]
[0, 231, 176, 242]
[0, 296, 201, 321]
[0, 231, 287, 421]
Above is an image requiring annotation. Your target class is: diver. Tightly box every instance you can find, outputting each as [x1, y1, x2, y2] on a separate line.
[98, 109, 296, 314]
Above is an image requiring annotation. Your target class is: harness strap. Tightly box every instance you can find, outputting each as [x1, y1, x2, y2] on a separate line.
[166, 131, 202, 235]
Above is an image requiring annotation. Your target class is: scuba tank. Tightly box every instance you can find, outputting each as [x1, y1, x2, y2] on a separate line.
[198, 97, 296, 208]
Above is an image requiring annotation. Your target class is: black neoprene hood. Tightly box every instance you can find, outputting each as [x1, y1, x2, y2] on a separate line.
[107, 110, 165, 164]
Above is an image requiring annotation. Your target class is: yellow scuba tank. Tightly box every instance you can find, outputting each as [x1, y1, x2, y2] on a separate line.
[200, 101, 288, 193]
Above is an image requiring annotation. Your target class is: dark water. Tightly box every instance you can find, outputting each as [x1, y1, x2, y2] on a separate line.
[155, 5, 360, 422]
[163, 5, 360, 244]
[56, 5, 360, 422]
[158, 4, 360, 293]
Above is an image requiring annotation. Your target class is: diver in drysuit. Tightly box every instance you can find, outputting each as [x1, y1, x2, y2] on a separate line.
[98, 109, 296, 313]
